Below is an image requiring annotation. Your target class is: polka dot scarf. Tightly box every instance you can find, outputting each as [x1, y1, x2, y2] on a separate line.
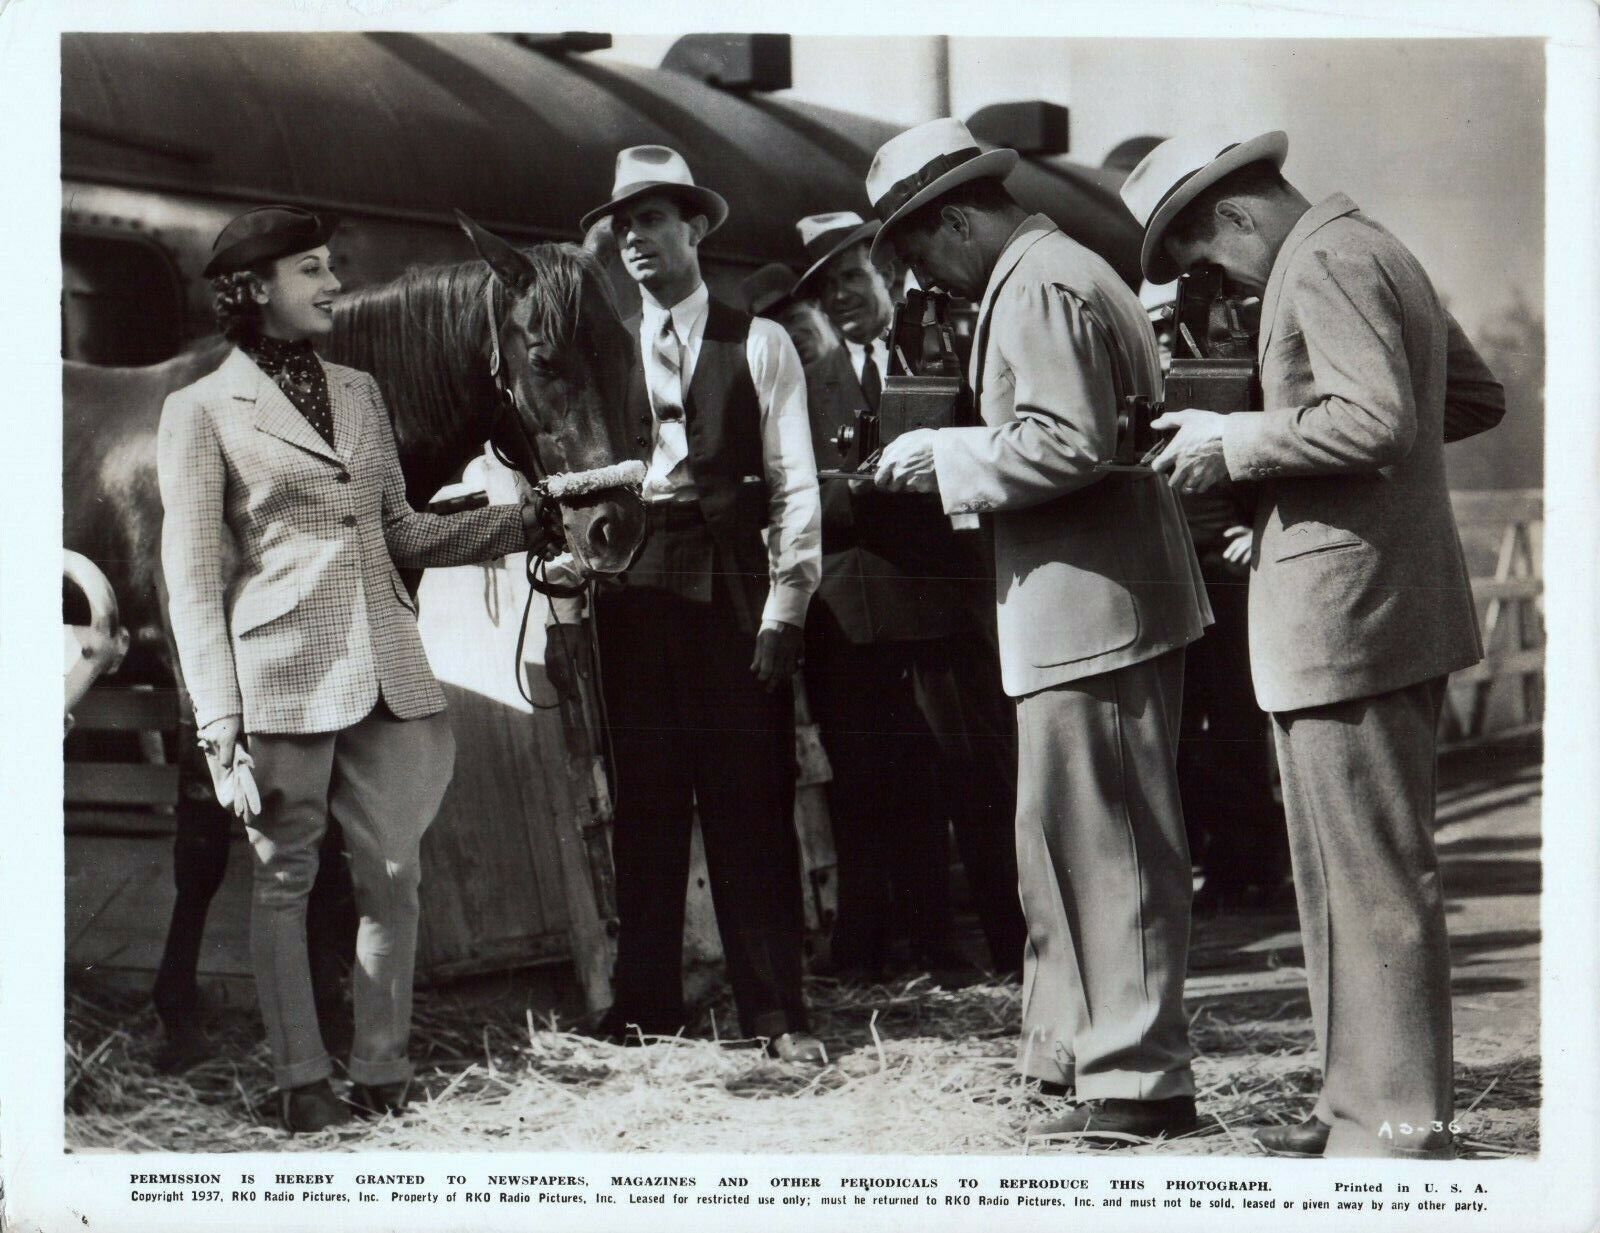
[244, 334, 336, 448]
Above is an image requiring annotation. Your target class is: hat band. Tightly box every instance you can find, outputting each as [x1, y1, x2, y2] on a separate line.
[802, 225, 859, 265]
[612, 177, 696, 202]
[1144, 142, 1243, 228]
[873, 146, 981, 221]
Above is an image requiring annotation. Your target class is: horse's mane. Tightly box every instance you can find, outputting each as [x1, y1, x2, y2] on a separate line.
[325, 242, 604, 492]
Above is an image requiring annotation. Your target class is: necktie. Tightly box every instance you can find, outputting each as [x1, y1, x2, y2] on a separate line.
[860, 347, 882, 414]
[649, 314, 684, 422]
[643, 314, 689, 498]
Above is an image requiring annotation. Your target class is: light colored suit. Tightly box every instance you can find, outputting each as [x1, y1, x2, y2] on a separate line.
[158, 347, 525, 734]
[930, 216, 1210, 1100]
[1223, 193, 1500, 713]
[933, 215, 1210, 696]
[157, 346, 525, 1090]
[1222, 194, 1505, 1158]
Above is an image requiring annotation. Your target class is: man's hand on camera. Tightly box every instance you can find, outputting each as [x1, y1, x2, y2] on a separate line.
[1150, 409, 1229, 494]
[751, 621, 803, 692]
[873, 429, 940, 494]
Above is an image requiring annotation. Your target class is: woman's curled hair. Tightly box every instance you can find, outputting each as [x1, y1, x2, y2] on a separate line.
[210, 269, 269, 343]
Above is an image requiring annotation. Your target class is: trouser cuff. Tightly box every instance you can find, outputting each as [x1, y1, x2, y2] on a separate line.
[1074, 1067, 1195, 1102]
[275, 1054, 334, 1090]
[347, 1053, 414, 1087]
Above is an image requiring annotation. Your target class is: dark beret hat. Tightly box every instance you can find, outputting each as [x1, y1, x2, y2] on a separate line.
[203, 205, 337, 279]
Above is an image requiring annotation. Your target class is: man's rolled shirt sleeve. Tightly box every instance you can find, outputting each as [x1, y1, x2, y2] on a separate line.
[932, 281, 1116, 515]
[1223, 250, 1419, 480]
[749, 318, 822, 629]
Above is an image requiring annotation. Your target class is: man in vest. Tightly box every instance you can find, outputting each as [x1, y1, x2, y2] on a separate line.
[555, 146, 824, 1062]
[782, 210, 1026, 979]
[869, 119, 1212, 1141]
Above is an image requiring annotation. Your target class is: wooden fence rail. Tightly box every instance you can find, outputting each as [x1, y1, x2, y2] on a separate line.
[1442, 488, 1544, 747]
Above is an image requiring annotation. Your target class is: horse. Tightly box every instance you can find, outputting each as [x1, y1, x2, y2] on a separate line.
[62, 214, 646, 1063]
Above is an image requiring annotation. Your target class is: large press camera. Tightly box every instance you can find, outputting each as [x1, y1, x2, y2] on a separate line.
[823, 288, 973, 475]
[1110, 264, 1261, 469]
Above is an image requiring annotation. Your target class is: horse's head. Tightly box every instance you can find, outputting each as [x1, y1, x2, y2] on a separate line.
[457, 213, 647, 576]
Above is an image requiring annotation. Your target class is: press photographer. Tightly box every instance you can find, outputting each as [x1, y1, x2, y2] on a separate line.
[867, 117, 1212, 1141]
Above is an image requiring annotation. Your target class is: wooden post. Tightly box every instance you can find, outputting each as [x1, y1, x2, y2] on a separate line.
[544, 633, 617, 1017]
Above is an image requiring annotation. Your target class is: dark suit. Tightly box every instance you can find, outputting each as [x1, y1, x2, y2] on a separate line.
[599, 300, 810, 1040]
[804, 346, 1025, 974]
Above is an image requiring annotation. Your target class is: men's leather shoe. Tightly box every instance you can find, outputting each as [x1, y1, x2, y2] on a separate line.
[1253, 1116, 1331, 1157]
[766, 1031, 828, 1065]
[348, 1080, 410, 1118]
[278, 1079, 352, 1133]
[1032, 1096, 1198, 1143]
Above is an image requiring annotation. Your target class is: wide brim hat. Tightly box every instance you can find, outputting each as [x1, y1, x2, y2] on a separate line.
[203, 206, 337, 278]
[791, 211, 881, 297]
[739, 263, 799, 318]
[580, 144, 729, 237]
[864, 117, 1019, 265]
[1120, 130, 1289, 285]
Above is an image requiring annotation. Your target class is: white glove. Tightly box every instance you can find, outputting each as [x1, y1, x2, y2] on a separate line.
[205, 746, 262, 821]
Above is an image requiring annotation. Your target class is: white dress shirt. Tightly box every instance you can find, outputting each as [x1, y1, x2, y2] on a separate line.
[549, 281, 820, 630]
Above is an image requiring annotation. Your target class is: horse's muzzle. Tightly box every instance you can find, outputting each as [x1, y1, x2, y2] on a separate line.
[562, 487, 647, 576]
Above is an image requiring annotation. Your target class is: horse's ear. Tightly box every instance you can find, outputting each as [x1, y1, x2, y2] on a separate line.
[456, 210, 535, 291]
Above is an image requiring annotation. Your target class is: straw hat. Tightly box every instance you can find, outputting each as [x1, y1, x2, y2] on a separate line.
[791, 212, 881, 296]
[863, 117, 1018, 263]
[1119, 130, 1289, 284]
[580, 145, 729, 236]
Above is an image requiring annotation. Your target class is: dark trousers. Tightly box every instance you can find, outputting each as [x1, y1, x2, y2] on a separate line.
[805, 608, 1026, 976]
[915, 634, 1027, 974]
[596, 574, 807, 1040]
[1178, 554, 1289, 893]
[804, 614, 951, 973]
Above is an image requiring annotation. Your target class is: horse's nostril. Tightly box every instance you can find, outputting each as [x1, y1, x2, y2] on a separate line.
[587, 513, 613, 552]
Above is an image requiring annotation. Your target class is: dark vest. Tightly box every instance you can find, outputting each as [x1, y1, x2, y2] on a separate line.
[625, 299, 771, 632]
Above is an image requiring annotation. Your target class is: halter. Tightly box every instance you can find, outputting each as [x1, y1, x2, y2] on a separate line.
[482, 280, 646, 599]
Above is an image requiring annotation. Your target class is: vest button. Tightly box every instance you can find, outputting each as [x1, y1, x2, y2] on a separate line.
[635, 435, 648, 447]
[340, 514, 357, 528]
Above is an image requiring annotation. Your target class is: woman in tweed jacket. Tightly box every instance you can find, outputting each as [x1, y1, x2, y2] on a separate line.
[158, 206, 543, 1133]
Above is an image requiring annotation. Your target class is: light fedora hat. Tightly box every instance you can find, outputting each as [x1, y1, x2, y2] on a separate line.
[791, 211, 881, 296]
[1121, 130, 1289, 284]
[580, 144, 729, 236]
[864, 117, 1019, 263]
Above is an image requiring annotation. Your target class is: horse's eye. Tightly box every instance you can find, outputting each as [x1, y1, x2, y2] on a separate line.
[526, 352, 560, 377]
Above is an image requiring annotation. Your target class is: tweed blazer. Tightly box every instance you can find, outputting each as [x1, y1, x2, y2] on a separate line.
[158, 347, 526, 734]
[1221, 194, 1505, 712]
[805, 346, 971, 644]
[930, 215, 1210, 697]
